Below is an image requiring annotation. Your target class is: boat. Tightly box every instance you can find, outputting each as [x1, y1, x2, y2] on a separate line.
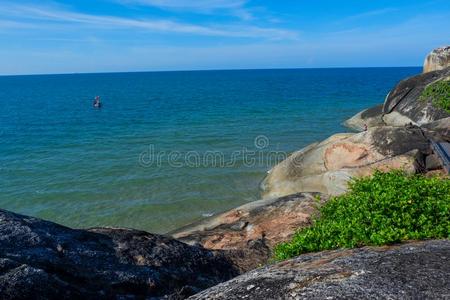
[93, 96, 102, 108]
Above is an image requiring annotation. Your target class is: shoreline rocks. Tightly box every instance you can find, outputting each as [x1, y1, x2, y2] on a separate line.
[172, 193, 329, 269]
[382, 67, 450, 126]
[343, 104, 385, 131]
[0, 209, 239, 299]
[189, 239, 450, 299]
[261, 126, 428, 198]
[344, 67, 450, 130]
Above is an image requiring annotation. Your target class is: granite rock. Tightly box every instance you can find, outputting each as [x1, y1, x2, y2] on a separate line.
[424, 46, 450, 73]
[190, 240, 450, 300]
[172, 193, 329, 269]
[0, 209, 239, 299]
[261, 126, 428, 198]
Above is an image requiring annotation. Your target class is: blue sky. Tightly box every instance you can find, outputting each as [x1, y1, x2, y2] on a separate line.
[1, 0, 449, 75]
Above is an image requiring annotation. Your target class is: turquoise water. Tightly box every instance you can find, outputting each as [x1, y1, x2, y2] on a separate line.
[0, 68, 420, 233]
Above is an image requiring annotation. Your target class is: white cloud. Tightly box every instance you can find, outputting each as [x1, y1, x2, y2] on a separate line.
[0, 3, 298, 40]
[118, 0, 254, 21]
[0, 20, 37, 29]
[120, 0, 247, 11]
[338, 8, 399, 23]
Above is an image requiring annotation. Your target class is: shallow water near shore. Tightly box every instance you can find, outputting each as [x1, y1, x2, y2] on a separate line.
[0, 67, 420, 233]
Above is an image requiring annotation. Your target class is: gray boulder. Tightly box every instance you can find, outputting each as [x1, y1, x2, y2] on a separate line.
[189, 240, 450, 299]
[343, 104, 385, 131]
[422, 117, 450, 142]
[0, 209, 239, 299]
[424, 46, 450, 73]
[344, 51, 450, 130]
[382, 67, 450, 126]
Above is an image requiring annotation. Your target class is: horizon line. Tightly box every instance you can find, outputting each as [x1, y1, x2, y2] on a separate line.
[0, 65, 422, 77]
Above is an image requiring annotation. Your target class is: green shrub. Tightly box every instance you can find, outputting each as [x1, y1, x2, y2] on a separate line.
[274, 170, 450, 260]
[420, 80, 450, 113]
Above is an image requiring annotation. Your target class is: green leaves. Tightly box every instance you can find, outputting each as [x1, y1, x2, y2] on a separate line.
[420, 80, 450, 113]
[274, 170, 450, 260]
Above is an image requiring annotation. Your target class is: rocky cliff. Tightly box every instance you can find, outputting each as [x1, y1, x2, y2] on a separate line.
[424, 46, 450, 73]
[383, 67, 450, 126]
[344, 67, 450, 130]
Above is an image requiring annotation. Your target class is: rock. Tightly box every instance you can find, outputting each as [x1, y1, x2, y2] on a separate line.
[423, 46, 450, 73]
[189, 239, 450, 300]
[172, 193, 329, 269]
[422, 117, 450, 142]
[382, 67, 450, 126]
[425, 154, 442, 171]
[0, 209, 239, 299]
[345, 62, 450, 130]
[343, 104, 385, 131]
[261, 126, 428, 198]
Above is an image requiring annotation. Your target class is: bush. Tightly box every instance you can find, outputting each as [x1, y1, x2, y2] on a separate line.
[420, 80, 450, 113]
[274, 170, 450, 260]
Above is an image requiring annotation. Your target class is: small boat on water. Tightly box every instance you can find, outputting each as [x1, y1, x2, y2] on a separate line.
[93, 96, 102, 108]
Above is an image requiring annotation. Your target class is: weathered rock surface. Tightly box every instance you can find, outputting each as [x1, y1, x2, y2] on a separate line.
[424, 46, 450, 73]
[261, 126, 428, 198]
[189, 239, 450, 300]
[345, 59, 450, 130]
[422, 117, 450, 142]
[172, 193, 329, 268]
[382, 67, 450, 126]
[0, 209, 239, 299]
[343, 104, 385, 131]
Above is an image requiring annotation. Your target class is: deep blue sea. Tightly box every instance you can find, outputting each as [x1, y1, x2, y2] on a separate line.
[0, 67, 421, 233]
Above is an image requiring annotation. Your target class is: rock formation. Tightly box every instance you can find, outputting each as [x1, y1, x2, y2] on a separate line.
[0, 209, 239, 299]
[422, 117, 450, 142]
[261, 126, 428, 198]
[343, 104, 385, 131]
[172, 193, 329, 269]
[382, 67, 450, 126]
[423, 46, 450, 73]
[344, 67, 450, 130]
[189, 239, 450, 300]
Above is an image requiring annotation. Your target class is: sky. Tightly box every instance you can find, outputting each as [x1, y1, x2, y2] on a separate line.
[0, 0, 449, 75]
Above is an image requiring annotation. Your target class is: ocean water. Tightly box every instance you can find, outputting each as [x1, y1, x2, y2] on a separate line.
[0, 67, 421, 233]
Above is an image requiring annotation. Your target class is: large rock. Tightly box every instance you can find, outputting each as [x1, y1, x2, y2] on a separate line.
[422, 117, 450, 142]
[344, 54, 450, 131]
[382, 67, 450, 126]
[343, 104, 385, 131]
[424, 46, 450, 73]
[172, 193, 329, 269]
[261, 126, 428, 198]
[0, 209, 239, 299]
[189, 239, 450, 299]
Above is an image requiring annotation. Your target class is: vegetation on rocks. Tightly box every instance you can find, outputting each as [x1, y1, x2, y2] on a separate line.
[274, 170, 450, 260]
[420, 79, 450, 113]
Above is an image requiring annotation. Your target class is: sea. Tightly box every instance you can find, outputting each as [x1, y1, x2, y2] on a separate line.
[0, 67, 421, 233]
